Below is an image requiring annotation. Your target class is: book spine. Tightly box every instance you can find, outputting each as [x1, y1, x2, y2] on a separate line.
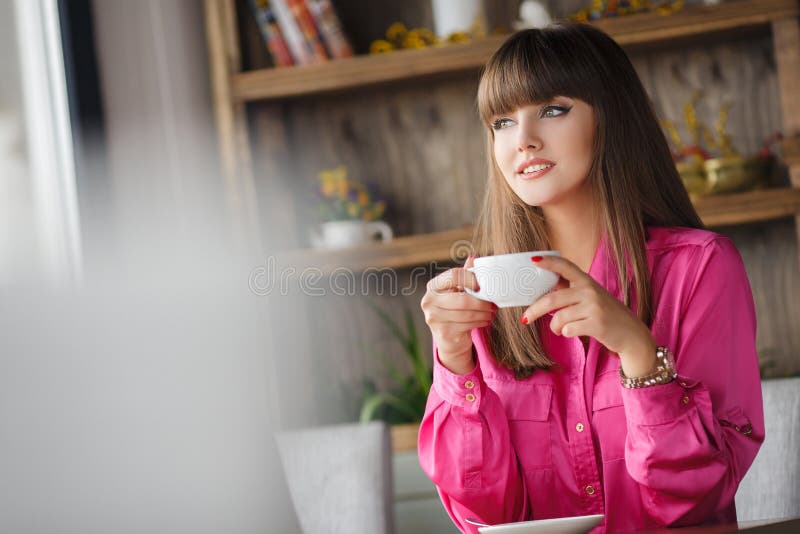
[249, 0, 294, 67]
[270, 0, 316, 65]
[305, 0, 354, 59]
[287, 0, 329, 63]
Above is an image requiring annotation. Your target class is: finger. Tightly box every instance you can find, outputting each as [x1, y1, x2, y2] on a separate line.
[522, 287, 582, 323]
[550, 305, 590, 336]
[531, 254, 592, 287]
[436, 322, 493, 346]
[558, 318, 592, 338]
[426, 304, 494, 325]
[428, 265, 480, 294]
[436, 292, 497, 312]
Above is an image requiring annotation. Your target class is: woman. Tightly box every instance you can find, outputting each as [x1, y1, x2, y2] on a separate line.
[418, 24, 764, 533]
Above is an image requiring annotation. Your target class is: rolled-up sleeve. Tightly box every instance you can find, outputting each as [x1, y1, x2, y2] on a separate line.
[622, 237, 764, 526]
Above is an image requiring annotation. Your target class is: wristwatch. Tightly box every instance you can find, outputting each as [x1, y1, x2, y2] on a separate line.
[619, 346, 677, 389]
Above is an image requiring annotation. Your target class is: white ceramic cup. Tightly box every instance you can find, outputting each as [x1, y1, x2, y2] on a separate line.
[464, 251, 560, 308]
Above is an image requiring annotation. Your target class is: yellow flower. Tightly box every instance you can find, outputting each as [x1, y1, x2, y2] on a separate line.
[446, 32, 471, 44]
[414, 28, 437, 45]
[346, 202, 359, 218]
[370, 39, 394, 54]
[572, 10, 588, 22]
[329, 166, 347, 185]
[320, 181, 336, 197]
[402, 35, 427, 49]
[357, 191, 369, 206]
[337, 179, 349, 199]
[373, 201, 386, 219]
[386, 22, 408, 43]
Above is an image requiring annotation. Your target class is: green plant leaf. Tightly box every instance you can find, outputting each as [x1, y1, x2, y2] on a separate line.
[359, 391, 420, 423]
[359, 300, 433, 424]
[368, 301, 409, 351]
[404, 308, 432, 393]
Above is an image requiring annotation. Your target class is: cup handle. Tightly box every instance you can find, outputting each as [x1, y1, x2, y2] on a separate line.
[463, 267, 492, 302]
[368, 221, 393, 243]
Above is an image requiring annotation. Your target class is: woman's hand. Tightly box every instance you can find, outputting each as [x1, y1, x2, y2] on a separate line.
[421, 255, 496, 375]
[521, 255, 658, 377]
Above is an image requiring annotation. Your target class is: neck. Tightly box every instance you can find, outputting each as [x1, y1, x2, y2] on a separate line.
[542, 187, 600, 273]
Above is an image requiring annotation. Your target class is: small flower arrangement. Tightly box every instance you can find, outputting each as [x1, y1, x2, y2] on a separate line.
[317, 165, 387, 222]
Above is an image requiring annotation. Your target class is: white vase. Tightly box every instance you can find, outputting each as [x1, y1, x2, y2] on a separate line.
[312, 220, 393, 250]
[431, 0, 484, 38]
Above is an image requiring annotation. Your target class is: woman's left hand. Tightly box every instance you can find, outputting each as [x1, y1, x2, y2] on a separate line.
[521, 255, 658, 377]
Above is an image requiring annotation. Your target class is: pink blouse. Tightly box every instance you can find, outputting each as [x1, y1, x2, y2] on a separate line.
[418, 226, 764, 533]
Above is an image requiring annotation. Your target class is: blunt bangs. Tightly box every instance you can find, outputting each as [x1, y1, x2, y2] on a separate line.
[477, 25, 608, 126]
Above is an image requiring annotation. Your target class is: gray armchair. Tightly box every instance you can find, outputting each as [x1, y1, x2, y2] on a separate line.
[275, 421, 395, 534]
[735, 376, 800, 521]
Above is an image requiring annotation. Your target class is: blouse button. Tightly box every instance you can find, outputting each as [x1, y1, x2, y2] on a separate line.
[575, 422, 585, 432]
[584, 485, 596, 495]
[464, 380, 475, 389]
[465, 393, 476, 402]
[681, 395, 690, 405]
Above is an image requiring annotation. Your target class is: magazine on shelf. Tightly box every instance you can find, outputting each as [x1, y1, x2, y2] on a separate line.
[306, 0, 354, 59]
[249, 0, 294, 67]
[271, 0, 328, 65]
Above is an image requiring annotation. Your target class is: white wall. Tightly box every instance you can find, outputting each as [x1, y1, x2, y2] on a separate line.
[0, 0, 42, 285]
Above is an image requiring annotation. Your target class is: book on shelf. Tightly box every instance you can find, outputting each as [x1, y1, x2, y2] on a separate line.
[248, 0, 294, 67]
[306, 0, 354, 59]
[271, 0, 328, 65]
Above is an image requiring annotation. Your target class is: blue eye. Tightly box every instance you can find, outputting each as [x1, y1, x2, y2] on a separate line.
[491, 118, 514, 130]
[540, 105, 571, 118]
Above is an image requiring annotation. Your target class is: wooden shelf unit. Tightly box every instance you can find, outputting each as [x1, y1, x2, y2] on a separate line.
[230, 0, 797, 102]
[205, 0, 800, 266]
[276, 188, 800, 273]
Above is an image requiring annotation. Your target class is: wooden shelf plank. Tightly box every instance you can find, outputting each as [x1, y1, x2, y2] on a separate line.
[277, 226, 473, 274]
[592, 0, 796, 47]
[232, 0, 797, 102]
[694, 187, 800, 227]
[276, 188, 800, 273]
[232, 35, 507, 102]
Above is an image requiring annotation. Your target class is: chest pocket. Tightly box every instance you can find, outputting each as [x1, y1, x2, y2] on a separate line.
[490, 381, 553, 470]
[592, 371, 627, 462]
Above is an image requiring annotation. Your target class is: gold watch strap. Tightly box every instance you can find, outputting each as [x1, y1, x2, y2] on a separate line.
[619, 346, 676, 389]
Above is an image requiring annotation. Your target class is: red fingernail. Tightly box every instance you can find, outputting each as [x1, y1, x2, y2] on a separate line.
[520, 315, 529, 325]
[491, 303, 498, 310]
[531, 256, 543, 262]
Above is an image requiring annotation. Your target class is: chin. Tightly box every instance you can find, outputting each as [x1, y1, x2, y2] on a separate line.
[511, 187, 563, 208]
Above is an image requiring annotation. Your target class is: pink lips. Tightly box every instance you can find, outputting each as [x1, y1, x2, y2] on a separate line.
[516, 157, 556, 180]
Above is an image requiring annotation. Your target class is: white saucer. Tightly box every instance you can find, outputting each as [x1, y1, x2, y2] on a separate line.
[476, 514, 604, 533]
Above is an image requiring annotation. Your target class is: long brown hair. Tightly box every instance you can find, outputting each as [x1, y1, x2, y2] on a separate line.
[474, 23, 703, 378]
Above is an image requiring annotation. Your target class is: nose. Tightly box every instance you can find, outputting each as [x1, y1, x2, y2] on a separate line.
[516, 118, 543, 152]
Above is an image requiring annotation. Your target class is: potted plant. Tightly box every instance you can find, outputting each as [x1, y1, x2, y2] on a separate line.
[312, 166, 393, 249]
[360, 302, 432, 452]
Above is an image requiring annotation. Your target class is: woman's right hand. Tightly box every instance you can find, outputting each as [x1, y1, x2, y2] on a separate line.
[420, 255, 496, 375]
